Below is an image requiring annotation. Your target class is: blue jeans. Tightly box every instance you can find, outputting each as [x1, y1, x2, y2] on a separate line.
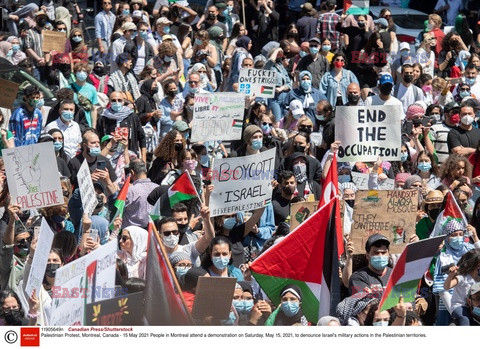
[452, 306, 470, 326]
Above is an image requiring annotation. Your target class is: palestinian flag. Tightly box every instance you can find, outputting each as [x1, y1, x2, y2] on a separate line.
[109, 176, 130, 230]
[430, 190, 468, 237]
[260, 86, 274, 95]
[250, 197, 341, 323]
[344, 0, 369, 15]
[379, 235, 445, 311]
[168, 171, 199, 207]
[232, 118, 243, 128]
[319, 153, 344, 257]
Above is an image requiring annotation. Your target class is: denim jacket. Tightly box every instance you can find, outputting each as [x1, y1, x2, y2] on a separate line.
[264, 60, 293, 90]
[319, 68, 359, 107]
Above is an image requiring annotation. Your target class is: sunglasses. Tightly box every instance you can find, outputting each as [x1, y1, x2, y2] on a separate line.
[262, 122, 273, 126]
[309, 45, 318, 48]
[460, 88, 470, 91]
[163, 230, 179, 236]
[120, 235, 130, 242]
[299, 125, 312, 129]
[111, 99, 124, 102]
[73, 35, 82, 37]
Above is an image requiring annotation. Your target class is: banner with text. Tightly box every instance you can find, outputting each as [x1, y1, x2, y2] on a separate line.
[335, 105, 402, 162]
[351, 172, 395, 191]
[77, 160, 98, 216]
[351, 189, 419, 254]
[238, 69, 277, 98]
[3, 143, 64, 210]
[289, 201, 319, 231]
[209, 148, 276, 217]
[191, 92, 245, 142]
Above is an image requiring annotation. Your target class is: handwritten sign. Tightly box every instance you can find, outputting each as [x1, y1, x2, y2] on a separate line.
[335, 105, 403, 162]
[25, 218, 54, 297]
[77, 160, 97, 216]
[3, 143, 64, 210]
[209, 148, 276, 217]
[85, 291, 144, 326]
[0, 78, 19, 109]
[191, 92, 245, 142]
[238, 68, 277, 98]
[350, 189, 419, 254]
[351, 172, 395, 191]
[289, 201, 319, 231]
[42, 30, 67, 53]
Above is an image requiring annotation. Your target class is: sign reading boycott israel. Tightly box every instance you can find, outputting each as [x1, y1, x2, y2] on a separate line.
[335, 105, 402, 162]
[350, 189, 419, 254]
[238, 68, 277, 98]
[209, 148, 276, 217]
[191, 92, 245, 142]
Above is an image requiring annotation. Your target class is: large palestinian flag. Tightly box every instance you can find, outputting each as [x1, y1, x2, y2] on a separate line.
[430, 190, 468, 237]
[379, 235, 445, 311]
[250, 197, 341, 323]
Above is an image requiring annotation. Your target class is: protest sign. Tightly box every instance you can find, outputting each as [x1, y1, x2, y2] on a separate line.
[209, 148, 276, 217]
[25, 218, 54, 297]
[42, 30, 67, 52]
[77, 160, 97, 216]
[0, 78, 19, 109]
[85, 291, 144, 326]
[350, 189, 419, 254]
[192, 276, 236, 320]
[289, 201, 319, 231]
[3, 143, 64, 210]
[190, 92, 245, 142]
[351, 172, 395, 190]
[50, 241, 117, 326]
[238, 68, 277, 98]
[344, 0, 369, 15]
[335, 105, 403, 162]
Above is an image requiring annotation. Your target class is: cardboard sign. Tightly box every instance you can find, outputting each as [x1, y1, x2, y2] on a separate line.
[2, 143, 64, 210]
[25, 218, 54, 297]
[209, 148, 276, 217]
[191, 92, 245, 142]
[335, 105, 403, 162]
[77, 160, 98, 216]
[0, 78, 19, 109]
[351, 172, 395, 191]
[42, 30, 67, 53]
[350, 189, 419, 254]
[85, 291, 144, 326]
[289, 201, 319, 231]
[238, 68, 277, 98]
[192, 276, 236, 320]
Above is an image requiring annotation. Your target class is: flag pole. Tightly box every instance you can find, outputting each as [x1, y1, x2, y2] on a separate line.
[186, 170, 204, 205]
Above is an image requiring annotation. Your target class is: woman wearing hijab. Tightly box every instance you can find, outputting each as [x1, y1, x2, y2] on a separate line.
[265, 284, 309, 326]
[336, 293, 379, 326]
[135, 79, 161, 126]
[0, 42, 13, 63]
[117, 226, 148, 278]
[227, 35, 252, 92]
[190, 62, 216, 91]
[6, 36, 26, 65]
[66, 28, 88, 68]
[55, 7, 71, 36]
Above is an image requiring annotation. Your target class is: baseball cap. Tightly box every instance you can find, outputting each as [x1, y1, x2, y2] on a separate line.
[289, 100, 305, 117]
[469, 282, 480, 297]
[365, 234, 390, 252]
[35, 10, 47, 18]
[122, 22, 137, 31]
[132, 10, 143, 18]
[444, 101, 460, 113]
[308, 37, 321, 45]
[156, 17, 173, 26]
[378, 73, 394, 86]
[172, 120, 189, 132]
[162, 34, 173, 41]
[399, 42, 410, 51]
[374, 18, 389, 28]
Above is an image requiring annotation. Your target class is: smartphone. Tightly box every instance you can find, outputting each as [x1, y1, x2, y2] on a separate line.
[449, 77, 463, 85]
[97, 160, 106, 171]
[405, 121, 413, 135]
[89, 229, 99, 243]
[422, 117, 435, 127]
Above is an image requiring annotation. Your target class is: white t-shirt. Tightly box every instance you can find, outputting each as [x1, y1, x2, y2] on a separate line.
[134, 44, 146, 75]
[396, 84, 424, 113]
[451, 274, 476, 311]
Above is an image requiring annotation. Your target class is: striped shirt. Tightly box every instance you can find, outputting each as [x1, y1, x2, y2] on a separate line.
[25, 28, 43, 64]
[430, 122, 453, 164]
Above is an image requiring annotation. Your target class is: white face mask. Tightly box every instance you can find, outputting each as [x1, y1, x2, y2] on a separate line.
[461, 115, 474, 126]
[163, 234, 179, 249]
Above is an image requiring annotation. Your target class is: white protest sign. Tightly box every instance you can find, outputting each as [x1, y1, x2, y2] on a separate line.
[238, 68, 277, 98]
[2, 143, 64, 210]
[191, 92, 245, 142]
[50, 240, 117, 326]
[335, 105, 403, 162]
[351, 172, 395, 191]
[25, 218, 54, 297]
[77, 160, 97, 216]
[209, 148, 276, 217]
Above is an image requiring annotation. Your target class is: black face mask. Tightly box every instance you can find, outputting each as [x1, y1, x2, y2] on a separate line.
[58, 64, 71, 76]
[178, 223, 189, 234]
[3, 309, 23, 325]
[174, 143, 183, 151]
[403, 74, 413, 84]
[347, 94, 360, 104]
[45, 263, 61, 278]
[294, 144, 306, 153]
[287, 32, 298, 39]
[379, 84, 393, 95]
[346, 199, 355, 208]
[282, 186, 295, 196]
[93, 66, 106, 76]
[167, 90, 177, 97]
[37, 17, 47, 27]
[208, 14, 216, 21]
[151, 87, 159, 95]
[428, 208, 441, 220]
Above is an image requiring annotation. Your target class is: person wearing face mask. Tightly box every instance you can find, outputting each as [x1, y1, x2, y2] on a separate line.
[265, 285, 308, 326]
[201, 236, 243, 283]
[415, 151, 441, 190]
[0, 290, 31, 326]
[24, 10, 49, 83]
[453, 64, 480, 100]
[280, 152, 321, 200]
[8, 85, 43, 146]
[6, 36, 26, 65]
[365, 73, 403, 111]
[135, 79, 162, 127]
[226, 35, 253, 92]
[0, 41, 13, 63]
[234, 281, 271, 326]
[110, 22, 138, 74]
[416, 190, 445, 240]
[232, 124, 265, 156]
[70, 63, 99, 128]
[433, 219, 480, 325]
[171, 203, 201, 246]
[159, 79, 186, 138]
[284, 70, 326, 123]
[447, 105, 480, 157]
[190, 62, 215, 91]
[272, 170, 298, 225]
[278, 100, 304, 135]
[392, 64, 425, 114]
[296, 37, 329, 90]
[349, 234, 392, 298]
[169, 251, 193, 280]
[117, 226, 148, 278]
[97, 92, 146, 162]
[466, 282, 480, 325]
[425, 102, 457, 165]
[345, 82, 364, 106]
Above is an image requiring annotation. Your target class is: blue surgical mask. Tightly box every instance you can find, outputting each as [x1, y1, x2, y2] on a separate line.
[251, 139, 263, 150]
[300, 80, 311, 91]
[315, 113, 325, 121]
[261, 124, 271, 135]
[401, 50, 409, 57]
[466, 77, 476, 86]
[131, 31, 137, 40]
[299, 50, 308, 58]
[175, 266, 191, 278]
[53, 141, 63, 151]
[227, 5, 233, 11]
[460, 90, 470, 98]
[89, 147, 101, 157]
[309, 47, 319, 55]
[449, 236, 464, 250]
[322, 44, 331, 52]
[36, 98, 45, 108]
[76, 71, 88, 82]
[222, 311, 236, 325]
[200, 154, 209, 167]
[338, 174, 350, 183]
[72, 36, 82, 43]
[163, 26, 170, 34]
[139, 31, 148, 40]
[61, 110, 74, 121]
[281, 301, 300, 317]
[234, 299, 254, 314]
[370, 255, 389, 270]
[373, 321, 389, 326]
[163, 55, 172, 62]
[223, 9, 229, 16]
[6, 49, 12, 58]
[12, 44, 20, 52]
[212, 256, 230, 270]
[223, 217, 236, 230]
[111, 102, 123, 112]
[122, 9, 130, 16]
[195, 38, 203, 46]
[401, 152, 408, 162]
[417, 161, 432, 172]
[473, 306, 480, 318]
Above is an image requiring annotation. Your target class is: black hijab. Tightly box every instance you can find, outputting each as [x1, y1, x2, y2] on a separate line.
[274, 284, 308, 326]
[139, 79, 157, 109]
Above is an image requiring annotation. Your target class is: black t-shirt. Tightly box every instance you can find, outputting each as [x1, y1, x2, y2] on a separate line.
[349, 266, 392, 298]
[272, 192, 291, 225]
[67, 153, 117, 189]
[447, 126, 480, 152]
